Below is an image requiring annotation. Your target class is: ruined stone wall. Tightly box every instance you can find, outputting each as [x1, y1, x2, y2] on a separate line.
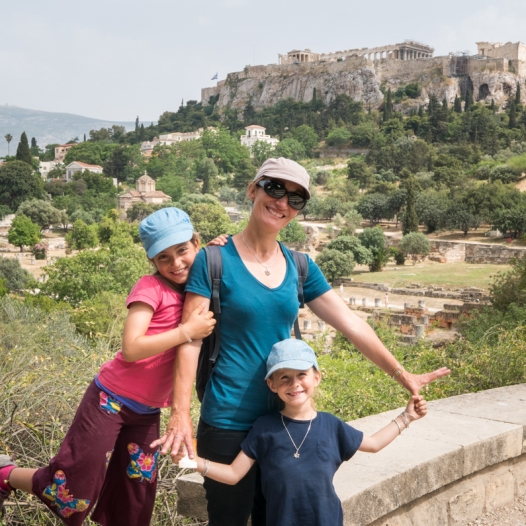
[429, 240, 526, 264]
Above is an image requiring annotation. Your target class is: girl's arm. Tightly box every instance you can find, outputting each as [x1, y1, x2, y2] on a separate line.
[307, 290, 450, 395]
[175, 450, 256, 485]
[121, 301, 215, 362]
[152, 292, 211, 458]
[359, 395, 427, 453]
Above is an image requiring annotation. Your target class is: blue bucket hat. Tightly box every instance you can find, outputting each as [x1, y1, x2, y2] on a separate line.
[265, 339, 319, 380]
[139, 207, 194, 259]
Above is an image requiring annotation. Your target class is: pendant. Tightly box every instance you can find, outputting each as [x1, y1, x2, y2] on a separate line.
[294, 452, 300, 458]
[265, 269, 270, 276]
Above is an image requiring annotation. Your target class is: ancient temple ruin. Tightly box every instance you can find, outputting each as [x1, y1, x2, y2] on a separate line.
[278, 40, 434, 65]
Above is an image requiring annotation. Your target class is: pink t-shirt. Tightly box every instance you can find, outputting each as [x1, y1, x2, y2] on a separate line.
[98, 275, 184, 407]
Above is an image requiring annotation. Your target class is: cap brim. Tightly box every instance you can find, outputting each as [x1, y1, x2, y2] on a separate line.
[146, 229, 194, 259]
[255, 174, 311, 200]
[265, 359, 318, 379]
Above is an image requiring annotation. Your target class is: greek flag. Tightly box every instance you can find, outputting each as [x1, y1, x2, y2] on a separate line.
[211, 72, 218, 80]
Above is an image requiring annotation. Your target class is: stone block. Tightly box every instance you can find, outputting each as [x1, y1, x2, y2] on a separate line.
[484, 471, 515, 511]
[446, 481, 485, 525]
[176, 472, 207, 521]
[406, 496, 448, 526]
[513, 456, 526, 496]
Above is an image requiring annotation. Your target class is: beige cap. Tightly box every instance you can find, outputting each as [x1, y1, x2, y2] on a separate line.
[253, 157, 311, 199]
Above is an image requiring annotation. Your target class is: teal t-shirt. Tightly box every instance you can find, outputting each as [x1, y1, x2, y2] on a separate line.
[185, 240, 331, 430]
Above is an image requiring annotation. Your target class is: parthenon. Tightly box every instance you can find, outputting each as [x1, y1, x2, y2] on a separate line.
[278, 40, 434, 65]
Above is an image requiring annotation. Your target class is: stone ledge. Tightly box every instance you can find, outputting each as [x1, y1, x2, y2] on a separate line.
[176, 384, 526, 525]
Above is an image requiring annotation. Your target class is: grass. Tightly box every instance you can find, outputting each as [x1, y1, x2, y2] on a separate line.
[351, 261, 511, 289]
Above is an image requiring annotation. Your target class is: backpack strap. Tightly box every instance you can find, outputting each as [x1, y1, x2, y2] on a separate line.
[204, 245, 222, 364]
[290, 250, 309, 340]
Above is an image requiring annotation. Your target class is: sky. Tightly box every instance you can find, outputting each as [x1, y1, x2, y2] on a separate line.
[2, 0, 526, 123]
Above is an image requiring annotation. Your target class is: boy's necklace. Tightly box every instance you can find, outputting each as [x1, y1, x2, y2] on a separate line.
[281, 414, 313, 459]
[241, 231, 279, 276]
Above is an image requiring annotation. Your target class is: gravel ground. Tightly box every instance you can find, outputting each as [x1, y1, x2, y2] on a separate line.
[466, 494, 526, 525]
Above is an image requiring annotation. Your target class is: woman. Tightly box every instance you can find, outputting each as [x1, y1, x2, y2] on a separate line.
[154, 158, 450, 526]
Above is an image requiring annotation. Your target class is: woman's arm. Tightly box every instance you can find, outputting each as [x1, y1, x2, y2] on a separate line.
[152, 292, 212, 458]
[359, 395, 427, 453]
[121, 301, 215, 362]
[307, 290, 450, 395]
[175, 450, 256, 485]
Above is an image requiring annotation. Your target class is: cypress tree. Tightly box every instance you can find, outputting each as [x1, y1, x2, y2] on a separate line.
[418, 105, 424, 118]
[490, 99, 496, 113]
[454, 96, 462, 113]
[402, 176, 419, 235]
[383, 89, 393, 122]
[509, 100, 517, 128]
[139, 123, 145, 141]
[515, 82, 521, 105]
[464, 89, 474, 111]
[84, 133, 86, 142]
[15, 132, 33, 166]
[31, 137, 37, 148]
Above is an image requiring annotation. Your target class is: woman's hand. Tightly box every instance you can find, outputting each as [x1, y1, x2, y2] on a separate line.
[397, 368, 451, 396]
[183, 302, 216, 341]
[206, 234, 229, 246]
[405, 394, 427, 422]
[151, 409, 195, 458]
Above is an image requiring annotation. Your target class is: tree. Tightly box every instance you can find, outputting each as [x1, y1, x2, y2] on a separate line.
[327, 235, 372, 265]
[15, 132, 34, 166]
[66, 219, 99, 250]
[398, 232, 431, 264]
[509, 100, 517, 129]
[196, 157, 219, 194]
[347, 158, 373, 189]
[274, 138, 306, 161]
[156, 175, 184, 201]
[232, 157, 257, 191]
[8, 214, 42, 251]
[446, 207, 480, 236]
[103, 144, 143, 182]
[16, 199, 64, 231]
[340, 210, 363, 236]
[0, 258, 32, 291]
[325, 128, 351, 148]
[358, 226, 390, 271]
[515, 82, 521, 106]
[0, 205, 11, 220]
[250, 141, 275, 166]
[4, 134, 13, 156]
[453, 96, 462, 113]
[402, 177, 419, 235]
[489, 257, 526, 312]
[292, 125, 318, 156]
[383, 89, 393, 122]
[0, 277, 7, 297]
[188, 203, 232, 242]
[465, 89, 474, 111]
[279, 219, 307, 244]
[415, 191, 447, 233]
[0, 161, 44, 210]
[316, 249, 355, 282]
[490, 206, 526, 238]
[356, 193, 392, 225]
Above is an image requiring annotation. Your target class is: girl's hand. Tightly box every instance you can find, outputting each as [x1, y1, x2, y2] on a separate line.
[405, 395, 427, 422]
[183, 302, 216, 341]
[206, 234, 229, 246]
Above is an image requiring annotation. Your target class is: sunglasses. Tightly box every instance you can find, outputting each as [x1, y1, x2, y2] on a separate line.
[256, 180, 308, 210]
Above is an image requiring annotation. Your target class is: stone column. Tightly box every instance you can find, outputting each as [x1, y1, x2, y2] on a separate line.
[415, 325, 425, 339]
[418, 300, 426, 308]
[362, 298, 367, 307]
[349, 297, 356, 306]
[404, 302, 411, 309]
[318, 320, 326, 331]
[375, 298, 381, 307]
[421, 315, 429, 325]
[303, 319, 312, 330]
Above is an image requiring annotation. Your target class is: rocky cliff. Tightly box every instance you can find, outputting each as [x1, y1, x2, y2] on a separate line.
[201, 55, 526, 113]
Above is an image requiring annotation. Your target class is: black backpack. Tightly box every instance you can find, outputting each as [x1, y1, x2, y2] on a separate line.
[195, 245, 309, 402]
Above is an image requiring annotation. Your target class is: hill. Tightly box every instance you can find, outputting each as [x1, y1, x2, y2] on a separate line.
[0, 105, 137, 157]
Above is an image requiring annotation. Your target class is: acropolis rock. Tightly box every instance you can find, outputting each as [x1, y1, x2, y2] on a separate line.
[202, 41, 526, 114]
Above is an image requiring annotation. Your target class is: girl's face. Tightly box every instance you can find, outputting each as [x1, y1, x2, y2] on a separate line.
[248, 178, 304, 232]
[151, 238, 199, 286]
[267, 367, 321, 409]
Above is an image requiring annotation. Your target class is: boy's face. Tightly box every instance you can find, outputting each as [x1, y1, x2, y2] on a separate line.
[151, 238, 199, 286]
[266, 367, 321, 408]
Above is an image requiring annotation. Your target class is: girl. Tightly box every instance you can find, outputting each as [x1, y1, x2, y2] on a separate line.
[175, 338, 428, 526]
[0, 207, 216, 526]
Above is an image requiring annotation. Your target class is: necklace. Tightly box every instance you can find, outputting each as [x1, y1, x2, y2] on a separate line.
[281, 414, 313, 459]
[241, 231, 279, 276]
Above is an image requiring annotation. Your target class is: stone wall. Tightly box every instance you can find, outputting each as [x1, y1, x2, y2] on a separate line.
[177, 385, 526, 525]
[429, 240, 526, 264]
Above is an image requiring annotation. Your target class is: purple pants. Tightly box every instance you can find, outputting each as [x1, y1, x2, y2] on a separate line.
[31, 381, 160, 526]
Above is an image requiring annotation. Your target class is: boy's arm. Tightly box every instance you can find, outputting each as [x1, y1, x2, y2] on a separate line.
[121, 301, 215, 362]
[177, 451, 256, 485]
[359, 396, 427, 453]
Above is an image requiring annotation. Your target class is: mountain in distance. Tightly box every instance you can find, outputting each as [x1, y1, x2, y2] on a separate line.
[0, 104, 150, 157]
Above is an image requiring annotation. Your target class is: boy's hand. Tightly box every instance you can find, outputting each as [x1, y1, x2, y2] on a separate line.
[405, 395, 427, 422]
[184, 302, 216, 341]
[206, 234, 229, 246]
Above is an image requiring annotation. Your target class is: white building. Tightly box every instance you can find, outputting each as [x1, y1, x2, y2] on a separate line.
[240, 125, 279, 152]
[65, 161, 103, 182]
[39, 161, 58, 180]
[54, 143, 77, 162]
[159, 127, 216, 146]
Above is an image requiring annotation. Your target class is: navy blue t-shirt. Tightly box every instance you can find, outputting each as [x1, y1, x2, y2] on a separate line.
[241, 412, 363, 526]
[185, 239, 331, 430]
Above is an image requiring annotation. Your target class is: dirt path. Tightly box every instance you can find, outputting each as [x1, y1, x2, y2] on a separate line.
[466, 494, 526, 525]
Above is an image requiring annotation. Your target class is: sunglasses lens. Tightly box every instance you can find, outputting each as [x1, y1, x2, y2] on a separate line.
[259, 180, 307, 210]
[263, 181, 286, 198]
[288, 194, 307, 210]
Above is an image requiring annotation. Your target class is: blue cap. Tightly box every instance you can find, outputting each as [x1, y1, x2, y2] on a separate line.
[139, 207, 194, 259]
[265, 339, 319, 379]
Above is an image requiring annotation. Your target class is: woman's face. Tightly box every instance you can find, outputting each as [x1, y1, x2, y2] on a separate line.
[249, 178, 305, 232]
